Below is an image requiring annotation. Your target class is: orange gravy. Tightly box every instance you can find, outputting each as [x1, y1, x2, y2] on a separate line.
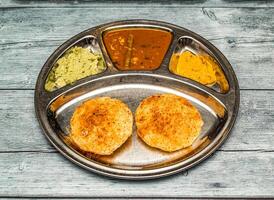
[103, 28, 172, 70]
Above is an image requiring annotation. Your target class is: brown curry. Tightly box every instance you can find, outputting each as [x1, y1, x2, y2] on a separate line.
[103, 28, 172, 70]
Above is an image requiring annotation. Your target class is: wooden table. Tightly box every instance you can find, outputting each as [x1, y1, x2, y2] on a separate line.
[1, 0, 274, 199]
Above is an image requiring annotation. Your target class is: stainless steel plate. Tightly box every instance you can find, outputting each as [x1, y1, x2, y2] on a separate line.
[35, 20, 239, 179]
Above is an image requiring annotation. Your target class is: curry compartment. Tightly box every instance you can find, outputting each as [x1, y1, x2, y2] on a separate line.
[169, 37, 229, 93]
[44, 36, 107, 92]
[102, 28, 173, 71]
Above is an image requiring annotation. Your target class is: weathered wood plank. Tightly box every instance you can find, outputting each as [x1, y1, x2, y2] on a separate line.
[1, 0, 274, 8]
[1, 37, 273, 89]
[1, 7, 274, 44]
[1, 198, 225, 200]
[0, 151, 273, 197]
[0, 90, 53, 152]
[0, 7, 274, 89]
[0, 90, 274, 152]
[0, 1, 272, 199]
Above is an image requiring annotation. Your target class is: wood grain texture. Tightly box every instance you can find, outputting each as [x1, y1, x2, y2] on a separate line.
[1, 7, 274, 44]
[0, 1, 274, 198]
[0, 90, 274, 152]
[1, 0, 274, 8]
[0, 151, 274, 198]
[0, 7, 274, 89]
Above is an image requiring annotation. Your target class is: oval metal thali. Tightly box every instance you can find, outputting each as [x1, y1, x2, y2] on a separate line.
[35, 20, 239, 180]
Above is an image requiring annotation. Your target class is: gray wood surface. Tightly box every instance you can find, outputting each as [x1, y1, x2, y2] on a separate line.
[0, 0, 273, 198]
[1, 0, 274, 8]
[0, 151, 274, 198]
